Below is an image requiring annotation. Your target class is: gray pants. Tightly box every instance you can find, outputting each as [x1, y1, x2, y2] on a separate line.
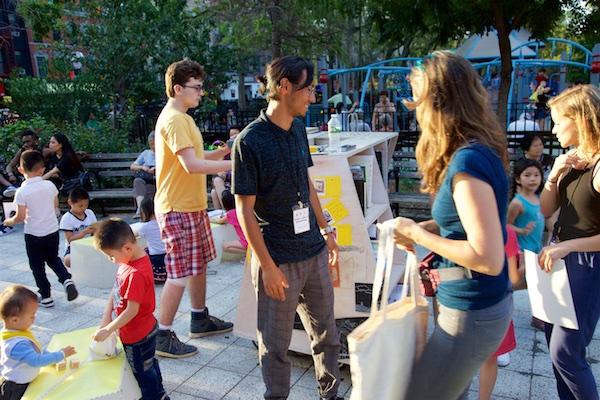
[251, 247, 341, 400]
[133, 177, 155, 199]
[407, 293, 513, 400]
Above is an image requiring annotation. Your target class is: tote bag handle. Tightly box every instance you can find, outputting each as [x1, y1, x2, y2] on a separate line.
[373, 221, 419, 320]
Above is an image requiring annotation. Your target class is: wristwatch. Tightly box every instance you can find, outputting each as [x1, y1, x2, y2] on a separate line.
[320, 225, 334, 235]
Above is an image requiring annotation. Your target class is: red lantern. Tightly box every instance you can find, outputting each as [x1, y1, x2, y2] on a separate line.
[591, 55, 600, 74]
[319, 68, 329, 84]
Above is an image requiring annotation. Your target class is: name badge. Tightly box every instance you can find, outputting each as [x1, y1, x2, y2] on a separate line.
[292, 202, 310, 234]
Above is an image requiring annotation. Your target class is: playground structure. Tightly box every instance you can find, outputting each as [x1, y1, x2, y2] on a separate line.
[310, 36, 599, 129]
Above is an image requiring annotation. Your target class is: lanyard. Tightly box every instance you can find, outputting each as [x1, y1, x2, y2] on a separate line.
[274, 128, 303, 205]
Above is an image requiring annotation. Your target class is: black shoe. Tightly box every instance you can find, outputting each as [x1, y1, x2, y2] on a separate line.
[156, 330, 198, 358]
[63, 279, 78, 301]
[189, 308, 233, 338]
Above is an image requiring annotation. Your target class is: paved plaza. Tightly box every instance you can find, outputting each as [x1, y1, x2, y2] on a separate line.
[1, 214, 599, 399]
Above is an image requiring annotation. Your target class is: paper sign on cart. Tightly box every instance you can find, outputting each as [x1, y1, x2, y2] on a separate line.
[524, 250, 578, 330]
[312, 176, 342, 198]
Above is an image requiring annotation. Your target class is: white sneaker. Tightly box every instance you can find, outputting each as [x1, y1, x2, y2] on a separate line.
[0, 225, 13, 236]
[133, 208, 141, 220]
[3, 185, 17, 198]
[497, 352, 511, 367]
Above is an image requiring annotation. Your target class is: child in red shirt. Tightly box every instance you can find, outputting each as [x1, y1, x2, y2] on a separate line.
[478, 226, 525, 399]
[91, 218, 167, 400]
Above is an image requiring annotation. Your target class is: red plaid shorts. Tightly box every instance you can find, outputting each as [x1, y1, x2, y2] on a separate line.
[156, 210, 216, 279]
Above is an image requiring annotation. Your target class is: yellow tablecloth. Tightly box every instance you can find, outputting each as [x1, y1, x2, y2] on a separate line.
[23, 327, 138, 400]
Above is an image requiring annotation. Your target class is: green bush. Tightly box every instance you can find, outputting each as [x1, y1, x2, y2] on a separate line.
[0, 115, 145, 167]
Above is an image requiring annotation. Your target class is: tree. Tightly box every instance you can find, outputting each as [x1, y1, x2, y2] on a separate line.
[367, 0, 593, 127]
[15, 0, 235, 116]
[208, 0, 388, 109]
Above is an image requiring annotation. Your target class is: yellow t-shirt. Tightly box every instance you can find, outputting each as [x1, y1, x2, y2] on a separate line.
[154, 104, 207, 213]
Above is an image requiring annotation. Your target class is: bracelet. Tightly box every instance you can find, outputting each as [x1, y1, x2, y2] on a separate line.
[547, 178, 558, 184]
[320, 225, 334, 235]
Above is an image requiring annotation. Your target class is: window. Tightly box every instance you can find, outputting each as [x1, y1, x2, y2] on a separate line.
[0, 52, 6, 75]
[35, 54, 48, 78]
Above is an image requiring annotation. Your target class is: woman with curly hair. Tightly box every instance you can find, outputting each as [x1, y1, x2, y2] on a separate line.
[392, 51, 512, 399]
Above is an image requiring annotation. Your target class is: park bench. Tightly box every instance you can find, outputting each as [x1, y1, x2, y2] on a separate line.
[388, 150, 431, 221]
[81, 153, 138, 215]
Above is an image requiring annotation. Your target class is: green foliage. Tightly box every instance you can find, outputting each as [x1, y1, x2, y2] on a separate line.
[0, 117, 52, 164]
[14, 0, 235, 116]
[0, 116, 144, 168]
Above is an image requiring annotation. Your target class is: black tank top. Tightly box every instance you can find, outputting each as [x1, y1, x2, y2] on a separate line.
[555, 159, 600, 241]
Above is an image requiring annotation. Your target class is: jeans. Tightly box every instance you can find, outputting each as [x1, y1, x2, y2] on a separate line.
[406, 294, 513, 400]
[24, 231, 71, 298]
[122, 323, 167, 400]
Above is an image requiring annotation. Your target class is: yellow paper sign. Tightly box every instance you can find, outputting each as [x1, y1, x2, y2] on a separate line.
[333, 224, 352, 246]
[322, 198, 349, 224]
[313, 176, 342, 198]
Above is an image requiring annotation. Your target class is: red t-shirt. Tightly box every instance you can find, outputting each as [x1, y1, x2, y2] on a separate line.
[505, 226, 519, 259]
[113, 255, 156, 344]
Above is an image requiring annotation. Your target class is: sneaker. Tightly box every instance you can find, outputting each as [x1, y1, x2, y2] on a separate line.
[63, 279, 79, 301]
[2, 185, 17, 198]
[155, 330, 198, 358]
[0, 225, 13, 236]
[189, 308, 233, 338]
[497, 352, 511, 367]
[39, 297, 54, 308]
[133, 208, 141, 220]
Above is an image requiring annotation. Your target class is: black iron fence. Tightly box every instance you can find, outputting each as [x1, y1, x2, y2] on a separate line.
[131, 101, 559, 151]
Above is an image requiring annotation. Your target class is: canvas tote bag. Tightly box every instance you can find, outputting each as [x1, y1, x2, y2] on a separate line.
[347, 220, 429, 400]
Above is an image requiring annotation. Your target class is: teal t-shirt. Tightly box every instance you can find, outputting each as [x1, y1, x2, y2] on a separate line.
[513, 193, 544, 253]
[431, 143, 511, 311]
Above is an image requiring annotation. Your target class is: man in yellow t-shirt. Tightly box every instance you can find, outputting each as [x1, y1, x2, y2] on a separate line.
[153, 60, 233, 358]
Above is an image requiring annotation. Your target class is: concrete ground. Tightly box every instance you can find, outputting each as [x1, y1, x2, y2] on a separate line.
[1, 213, 599, 399]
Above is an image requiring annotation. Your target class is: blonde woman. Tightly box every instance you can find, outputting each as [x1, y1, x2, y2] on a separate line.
[538, 84, 600, 400]
[392, 51, 512, 399]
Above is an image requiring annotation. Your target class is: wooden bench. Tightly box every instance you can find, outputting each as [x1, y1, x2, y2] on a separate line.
[81, 153, 139, 215]
[389, 151, 431, 220]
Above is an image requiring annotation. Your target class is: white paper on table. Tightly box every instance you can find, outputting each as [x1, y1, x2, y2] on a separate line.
[524, 250, 578, 330]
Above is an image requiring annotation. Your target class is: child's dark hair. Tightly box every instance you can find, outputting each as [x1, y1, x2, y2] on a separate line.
[221, 189, 235, 211]
[93, 218, 136, 251]
[68, 187, 90, 203]
[139, 197, 155, 222]
[0, 285, 38, 320]
[511, 158, 544, 198]
[20, 150, 45, 172]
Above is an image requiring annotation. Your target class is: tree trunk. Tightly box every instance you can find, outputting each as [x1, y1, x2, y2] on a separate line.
[269, 0, 283, 59]
[237, 60, 247, 110]
[493, 1, 512, 129]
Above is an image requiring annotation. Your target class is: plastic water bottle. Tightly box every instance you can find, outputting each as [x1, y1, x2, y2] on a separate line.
[328, 115, 342, 154]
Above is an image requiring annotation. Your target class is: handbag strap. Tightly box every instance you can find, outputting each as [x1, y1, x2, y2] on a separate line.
[373, 221, 420, 320]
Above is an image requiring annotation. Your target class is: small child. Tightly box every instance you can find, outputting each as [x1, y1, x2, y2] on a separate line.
[0, 285, 76, 399]
[134, 197, 166, 283]
[4, 150, 78, 308]
[59, 188, 98, 268]
[507, 158, 545, 329]
[210, 190, 247, 255]
[508, 158, 545, 253]
[478, 226, 525, 400]
[91, 218, 167, 400]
